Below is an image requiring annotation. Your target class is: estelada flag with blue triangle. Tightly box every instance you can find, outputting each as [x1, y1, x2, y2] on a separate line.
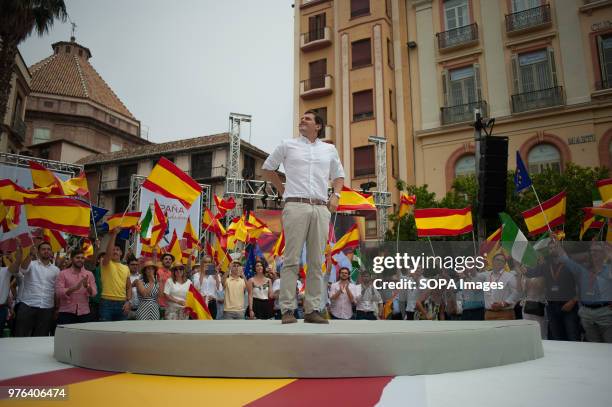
[514, 151, 532, 193]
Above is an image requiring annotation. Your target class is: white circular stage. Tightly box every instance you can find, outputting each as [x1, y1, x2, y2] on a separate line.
[54, 320, 544, 378]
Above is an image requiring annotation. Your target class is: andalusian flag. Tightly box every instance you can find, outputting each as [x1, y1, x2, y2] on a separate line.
[597, 178, 612, 204]
[107, 212, 141, 231]
[42, 228, 67, 253]
[414, 207, 473, 237]
[330, 224, 360, 256]
[0, 179, 38, 205]
[213, 195, 236, 217]
[337, 186, 376, 212]
[140, 206, 153, 240]
[142, 157, 202, 209]
[271, 230, 285, 257]
[182, 216, 199, 249]
[398, 193, 416, 218]
[184, 284, 213, 320]
[521, 191, 566, 236]
[499, 212, 537, 267]
[25, 197, 90, 236]
[350, 248, 362, 282]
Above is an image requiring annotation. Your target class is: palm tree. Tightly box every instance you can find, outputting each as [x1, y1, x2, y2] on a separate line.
[0, 0, 67, 126]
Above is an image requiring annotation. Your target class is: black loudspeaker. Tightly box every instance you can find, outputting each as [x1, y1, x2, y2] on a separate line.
[478, 136, 508, 218]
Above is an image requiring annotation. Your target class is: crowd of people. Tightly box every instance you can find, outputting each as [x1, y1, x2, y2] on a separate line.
[0, 228, 610, 344]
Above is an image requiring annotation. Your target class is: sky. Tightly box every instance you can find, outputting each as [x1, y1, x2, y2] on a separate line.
[18, 0, 295, 154]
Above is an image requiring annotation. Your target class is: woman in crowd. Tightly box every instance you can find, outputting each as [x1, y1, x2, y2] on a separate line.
[518, 264, 547, 339]
[134, 259, 160, 320]
[247, 260, 273, 319]
[163, 262, 192, 320]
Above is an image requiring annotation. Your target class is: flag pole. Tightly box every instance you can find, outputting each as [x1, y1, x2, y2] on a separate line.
[530, 185, 554, 234]
[471, 228, 478, 258]
[396, 217, 401, 253]
[88, 202, 98, 241]
[426, 237, 436, 257]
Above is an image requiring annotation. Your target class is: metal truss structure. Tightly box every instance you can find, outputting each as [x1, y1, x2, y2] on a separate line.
[0, 152, 82, 177]
[368, 136, 392, 241]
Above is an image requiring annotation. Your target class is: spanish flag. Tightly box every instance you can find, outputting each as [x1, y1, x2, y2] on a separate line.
[25, 197, 90, 236]
[202, 207, 225, 236]
[597, 178, 612, 203]
[61, 171, 90, 198]
[29, 161, 62, 192]
[107, 212, 141, 231]
[42, 228, 67, 253]
[205, 241, 216, 259]
[82, 238, 94, 258]
[150, 200, 168, 247]
[184, 284, 213, 320]
[330, 224, 360, 256]
[414, 207, 473, 237]
[246, 213, 272, 241]
[227, 215, 249, 249]
[479, 226, 502, 256]
[142, 157, 202, 209]
[579, 209, 604, 240]
[213, 238, 230, 273]
[141, 241, 154, 258]
[585, 201, 612, 218]
[182, 216, 199, 249]
[165, 230, 183, 263]
[0, 179, 38, 205]
[0, 203, 21, 232]
[271, 230, 285, 257]
[337, 186, 376, 212]
[398, 193, 417, 218]
[213, 195, 236, 217]
[521, 191, 566, 236]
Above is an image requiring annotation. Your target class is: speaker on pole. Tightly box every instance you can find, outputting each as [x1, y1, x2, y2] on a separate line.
[478, 136, 508, 219]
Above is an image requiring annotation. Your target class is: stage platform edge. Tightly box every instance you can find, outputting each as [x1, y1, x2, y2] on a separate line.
[54, 320, 544, 378]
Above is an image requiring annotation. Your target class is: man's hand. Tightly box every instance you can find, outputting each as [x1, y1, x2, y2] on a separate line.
[122, 301, 131, 315]
[328, 194, 339, 213]
[561, 300, 575, 312]
[249, 309, 255, 320]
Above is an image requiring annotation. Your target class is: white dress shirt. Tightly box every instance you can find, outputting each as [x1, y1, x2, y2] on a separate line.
[19, 260, 60, 309]
[262, 135, 345, 201]
[473, 269, 519, 310]
[192, 273, 221, 300]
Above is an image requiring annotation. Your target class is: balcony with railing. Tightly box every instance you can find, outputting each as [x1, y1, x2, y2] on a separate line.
[436, 23, 478, 51]
[11, 115, 26, 142]
[505, 4, 552, 35]
[441, 100, 488, 125]
[188, 165, 226, 181]
[511, 86, 564, 113]
[300, 27, 332, 51]
[300, 74, 333, 99]
[100, 178, 132, 192]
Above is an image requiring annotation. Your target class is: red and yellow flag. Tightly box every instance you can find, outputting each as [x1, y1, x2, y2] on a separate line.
[398, 193, 417, 218]
[246, 213, 272, 241]
[184, 284, 213, 320]
[597, 178, 612, 204]
[182, 216, 199, 249]
[0, 203, 21, 232]
[0, 179, 38, 205]
[43, 228, 67, 253]
[142, 157, 202, 209]
[271, 230, 285, 258]
[205, 241, 216, 259]
[107, 212, 141, 231]
[150, 200, 168, 247]
[414, 207, 473, 237]
[25, 197, 90, 236]
[213, 237, 230, 273]
[522, 191, 566, 236]
[29, 161, 62, 192]
[62, 172, 90, 198]
[165, 230, 183, 264]
[82, 238, 94, 258]
[479, 226, 502, 256]
[213, 195, 236, 217]
[330, 224, 360, 256]
[337, 186, 376, 212]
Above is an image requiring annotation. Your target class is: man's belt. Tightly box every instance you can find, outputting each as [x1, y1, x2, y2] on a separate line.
[581, 302, 609, 309]
[285, 197, 327, 205]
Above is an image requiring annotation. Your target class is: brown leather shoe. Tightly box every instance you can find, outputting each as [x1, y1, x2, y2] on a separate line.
[281, 311, 297, 324]
[304, 311, 329, 324]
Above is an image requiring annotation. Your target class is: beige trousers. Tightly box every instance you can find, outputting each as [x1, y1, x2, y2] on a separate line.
[280, 202, 331, 314]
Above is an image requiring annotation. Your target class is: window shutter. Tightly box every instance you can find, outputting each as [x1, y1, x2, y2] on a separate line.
[441, 69, 450, 106]
[547, 47, 558, 87]
[511, 54, 520, 93]
[474, 63, 482, 101]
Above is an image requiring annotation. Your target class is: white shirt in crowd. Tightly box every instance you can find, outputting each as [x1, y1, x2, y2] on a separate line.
[262, 136, 345, 201]
[0, 267, 11, 305]
[272, 278, 303, 311]
[191, 273, 221, 301]
[355, 284, 383, 313]
[473, 269, 519, 310]
[163, 279, 192, 311]
[129, 273, 140, 308]
[405, 276, 422, 312]
[19, 260, 60, 309]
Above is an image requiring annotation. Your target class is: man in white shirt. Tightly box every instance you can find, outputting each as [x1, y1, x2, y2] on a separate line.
[1, 247, 22, 332]
[329, 267, 360, 320]
[12, 241, 60, 336]
[355, 271, 383, 320]
[472, 253, 519, 320]
[262, 110, 345, 324]
[192, 256, 222, 319]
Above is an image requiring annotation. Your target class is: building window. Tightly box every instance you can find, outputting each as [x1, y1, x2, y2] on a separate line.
[353, 89, 374, 121]
[191, 152, 213, 179]
[114, 195, 130, 213]
[243, 154, 256, 179]
[528, 144, 561, 174]
[354, 145, 375, 177]
[391, 144, 399, 178]
[597, 34, 612, 89]
[308, 59, 327, 89]
[351, 0, 370, 18]
[32, 128, 51, 144]
[351, 38, 372, 68]
[387, 38, 394, 68]
[454, 154, 475, 178]
[511, 0, 540, 12]
[514, 49, 556, 93]
[43, 100, 54, 108]
[117, 163, 138, 189]
[311, 107, 327, 138]
[65, 46, 71, 53]
[13, 94, 23, 125]
[389, 89, 396, 121]
[110, 142, 123, 152]
[308, 13, 326, 42]
[365, 212, 377, 238]
[109, 116, 117, 125]
[444, 0, 470, 30]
